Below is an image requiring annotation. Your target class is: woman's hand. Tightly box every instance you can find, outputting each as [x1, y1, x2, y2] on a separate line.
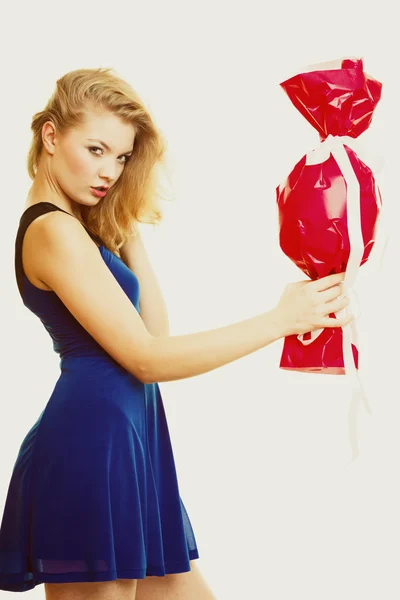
[273, 272, 353, 337]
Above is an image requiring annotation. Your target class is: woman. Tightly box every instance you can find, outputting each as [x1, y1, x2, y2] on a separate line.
[0, 67, 352, 599]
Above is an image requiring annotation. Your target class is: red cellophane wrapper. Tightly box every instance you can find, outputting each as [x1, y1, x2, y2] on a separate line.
[276, 57, 382, 374]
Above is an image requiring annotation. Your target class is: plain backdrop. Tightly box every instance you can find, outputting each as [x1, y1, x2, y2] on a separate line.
[1, 1, 400, 598]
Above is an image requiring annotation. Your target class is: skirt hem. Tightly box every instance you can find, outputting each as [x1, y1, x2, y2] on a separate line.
[0, 549, 200, 592]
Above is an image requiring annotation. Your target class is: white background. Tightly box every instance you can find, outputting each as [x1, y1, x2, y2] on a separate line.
[1, 1, 399, 598]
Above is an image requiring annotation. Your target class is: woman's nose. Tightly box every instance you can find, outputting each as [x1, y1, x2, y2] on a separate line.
[98, 161, 118, 182]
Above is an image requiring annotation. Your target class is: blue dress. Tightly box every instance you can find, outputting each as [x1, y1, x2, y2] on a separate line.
[0, 202, 199, 592]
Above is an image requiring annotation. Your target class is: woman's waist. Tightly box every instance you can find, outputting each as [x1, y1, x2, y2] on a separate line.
[58, 354, 145, 390]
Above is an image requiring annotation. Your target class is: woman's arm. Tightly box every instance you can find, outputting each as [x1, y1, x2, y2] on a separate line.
[33, 213, 351, 385]
[120, 231, 170, 337]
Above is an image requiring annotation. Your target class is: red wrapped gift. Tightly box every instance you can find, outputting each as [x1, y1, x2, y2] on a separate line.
[276, 57, 382, 378]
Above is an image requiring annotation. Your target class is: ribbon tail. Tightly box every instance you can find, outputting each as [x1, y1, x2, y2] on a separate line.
[356, 373, 372, 416]
[350, 319, 372, 416]
[345, 389, 361, 467]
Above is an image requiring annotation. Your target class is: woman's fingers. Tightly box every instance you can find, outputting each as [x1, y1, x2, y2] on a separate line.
[321, 313, 354, 328]
[311, 272, 346, 292]
[323, 294, 350, 315]
[318, 283, 343, 303]
[287, 272, 355, 333]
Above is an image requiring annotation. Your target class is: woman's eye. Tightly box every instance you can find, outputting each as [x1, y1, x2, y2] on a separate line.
[89, 146, 129, 164]
[89, 146, 103, 156]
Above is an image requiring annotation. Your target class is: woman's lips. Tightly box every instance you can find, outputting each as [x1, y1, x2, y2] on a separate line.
[90, 187, 107, 198]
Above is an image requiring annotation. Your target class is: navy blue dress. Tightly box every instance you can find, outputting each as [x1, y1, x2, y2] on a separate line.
[0, 202, 199, 592]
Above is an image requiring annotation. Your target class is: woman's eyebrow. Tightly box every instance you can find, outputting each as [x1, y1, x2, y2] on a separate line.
[87, 138, 134, 154]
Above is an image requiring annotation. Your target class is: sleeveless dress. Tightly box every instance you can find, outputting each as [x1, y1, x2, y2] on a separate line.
[0, 202, 199, 592]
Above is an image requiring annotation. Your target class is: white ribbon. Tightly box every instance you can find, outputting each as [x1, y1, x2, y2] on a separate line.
[300, 134, 375, 466]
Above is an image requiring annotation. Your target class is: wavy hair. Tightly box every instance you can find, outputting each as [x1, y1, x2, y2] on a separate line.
[27, 67, 173, 256]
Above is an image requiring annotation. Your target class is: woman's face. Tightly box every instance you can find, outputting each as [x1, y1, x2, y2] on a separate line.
[42, 109, 137, 209]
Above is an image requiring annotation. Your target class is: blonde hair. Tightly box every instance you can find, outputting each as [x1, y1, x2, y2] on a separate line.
[27, 67, 173, 256]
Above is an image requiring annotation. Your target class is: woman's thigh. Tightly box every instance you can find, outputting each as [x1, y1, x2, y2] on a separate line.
[44, 578, 137, 600]
[135, 560, 216, 600]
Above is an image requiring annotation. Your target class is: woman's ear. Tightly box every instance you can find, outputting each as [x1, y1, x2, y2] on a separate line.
[41, 121, 57, 155]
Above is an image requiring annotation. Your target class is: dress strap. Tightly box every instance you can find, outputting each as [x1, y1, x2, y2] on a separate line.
[15, 202, 104, 297]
